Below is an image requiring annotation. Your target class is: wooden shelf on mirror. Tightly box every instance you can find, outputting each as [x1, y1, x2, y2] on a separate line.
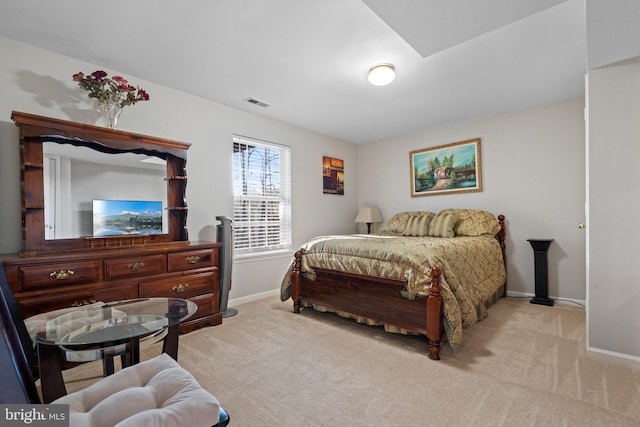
[11, 111, 192, 253]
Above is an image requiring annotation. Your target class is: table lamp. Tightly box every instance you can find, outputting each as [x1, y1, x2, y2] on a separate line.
[355, 207, 383, 234]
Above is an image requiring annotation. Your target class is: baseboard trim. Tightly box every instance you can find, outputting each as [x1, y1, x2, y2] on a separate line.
[587, 346, 640, 369]
[506, 290, 585, 307]
[228, 289, 280, 307]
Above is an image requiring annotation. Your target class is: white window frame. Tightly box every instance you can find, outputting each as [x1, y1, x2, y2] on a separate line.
[232, 135, 291, 257]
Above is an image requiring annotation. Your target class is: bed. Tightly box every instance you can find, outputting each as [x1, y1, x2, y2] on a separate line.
[280, 209, 507, 360]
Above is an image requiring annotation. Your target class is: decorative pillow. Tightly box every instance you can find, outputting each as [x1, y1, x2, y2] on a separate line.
[378, 211, 434, 235]
[402, 212, 435, 237]
[427, 213, 458, 238]
[438, 208, 500, 236]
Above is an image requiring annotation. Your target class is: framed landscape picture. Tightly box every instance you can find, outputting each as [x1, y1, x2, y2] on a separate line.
[409, 138, 482, 197]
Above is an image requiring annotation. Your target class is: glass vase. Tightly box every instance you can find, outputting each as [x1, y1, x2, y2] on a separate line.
[99, 102, 123, 129]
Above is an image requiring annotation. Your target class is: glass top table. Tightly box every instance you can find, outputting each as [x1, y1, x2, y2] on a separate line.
[35, 298, 197, 403]
[34, 297, 197, 347]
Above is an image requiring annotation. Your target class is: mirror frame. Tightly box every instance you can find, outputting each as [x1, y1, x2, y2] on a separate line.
[11, 111, 191, 254]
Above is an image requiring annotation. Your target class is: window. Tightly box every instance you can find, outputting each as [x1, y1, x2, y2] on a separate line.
[233, 135, 291, 255]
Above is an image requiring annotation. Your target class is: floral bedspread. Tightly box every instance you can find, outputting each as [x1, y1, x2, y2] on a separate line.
[280, 234, 506, 349]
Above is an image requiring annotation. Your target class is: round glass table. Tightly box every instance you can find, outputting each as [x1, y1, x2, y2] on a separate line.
[35, 298, 197, 403]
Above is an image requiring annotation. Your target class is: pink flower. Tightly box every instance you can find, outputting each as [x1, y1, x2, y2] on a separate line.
[91, 70, 107, 79]
[73, 70, 150, 108]
[112, 75, 128, 85]
[139, 89, 150, 101]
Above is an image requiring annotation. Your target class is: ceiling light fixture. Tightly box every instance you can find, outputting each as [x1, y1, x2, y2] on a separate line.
[368, 63, 396, 86]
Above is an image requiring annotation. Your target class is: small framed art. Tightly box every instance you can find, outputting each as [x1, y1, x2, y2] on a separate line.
[323, 156, 344, 195]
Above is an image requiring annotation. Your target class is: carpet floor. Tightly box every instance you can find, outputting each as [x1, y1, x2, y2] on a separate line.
[58, 296, 640, 426]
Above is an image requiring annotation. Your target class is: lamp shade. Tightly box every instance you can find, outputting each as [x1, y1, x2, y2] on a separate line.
[355, 207, 383, 224]
[368, 63, 395, 86]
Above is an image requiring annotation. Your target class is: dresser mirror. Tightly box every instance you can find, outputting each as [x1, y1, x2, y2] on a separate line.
[43, 142, 167, 240]
[12, 111, 190, 254]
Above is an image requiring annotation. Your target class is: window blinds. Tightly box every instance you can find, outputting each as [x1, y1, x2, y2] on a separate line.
[232, 135, 291, 254]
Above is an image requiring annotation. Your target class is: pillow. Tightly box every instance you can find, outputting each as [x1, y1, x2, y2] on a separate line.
[402, 212, 435, 236]
[438, 208, 500, 236]
[378, 211, 434, 235]
[427, 213, 458, 238]
[54, 353, 220, 427]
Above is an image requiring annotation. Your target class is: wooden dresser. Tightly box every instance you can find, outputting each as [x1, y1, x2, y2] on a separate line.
[0, 241, 222, 332]
[2, 112, 223, 332]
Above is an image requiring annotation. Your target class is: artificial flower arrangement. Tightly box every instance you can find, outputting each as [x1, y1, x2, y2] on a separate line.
[72, 70, 150, 108]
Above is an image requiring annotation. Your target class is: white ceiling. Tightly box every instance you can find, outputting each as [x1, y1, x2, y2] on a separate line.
[0, 0, 587, 144]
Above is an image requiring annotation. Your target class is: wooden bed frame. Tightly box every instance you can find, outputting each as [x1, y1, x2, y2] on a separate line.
[290, 214, 507, 360]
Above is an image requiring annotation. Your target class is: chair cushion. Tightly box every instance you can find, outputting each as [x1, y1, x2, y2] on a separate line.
[53, 353, 220, 427]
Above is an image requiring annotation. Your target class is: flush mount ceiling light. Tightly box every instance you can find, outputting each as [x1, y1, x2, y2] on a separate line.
[368, 63, 396, 86]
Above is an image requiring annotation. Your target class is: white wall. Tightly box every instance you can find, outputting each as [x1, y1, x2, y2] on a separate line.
[358, 97, 587, 301]
[587, 57, 640, 360]
[0, 35, 359, 300]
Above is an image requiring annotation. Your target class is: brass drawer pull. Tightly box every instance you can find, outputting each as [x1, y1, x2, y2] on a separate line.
[49, 270, 75, 280]
[171, 283, 189, 293]
[127, 262, 146, 271]
[71, 298, 97, 307]
[185, 256, 200, 264]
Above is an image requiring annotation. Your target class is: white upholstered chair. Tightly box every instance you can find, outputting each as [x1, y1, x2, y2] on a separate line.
[0, 262, 230, 426]
[53, 353, 225, 427]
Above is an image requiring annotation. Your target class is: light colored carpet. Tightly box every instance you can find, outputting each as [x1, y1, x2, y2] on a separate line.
[59, 296, 640, 426]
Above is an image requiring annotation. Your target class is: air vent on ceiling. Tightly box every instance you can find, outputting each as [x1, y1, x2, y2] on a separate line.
[244, 97, 270, 108]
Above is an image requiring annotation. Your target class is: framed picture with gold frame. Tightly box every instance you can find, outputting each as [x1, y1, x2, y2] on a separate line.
[409, 138, 482, 197]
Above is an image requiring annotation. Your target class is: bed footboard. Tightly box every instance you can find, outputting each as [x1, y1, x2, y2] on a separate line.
[425, 267, 443, 360]
[290, 251, 444, 360]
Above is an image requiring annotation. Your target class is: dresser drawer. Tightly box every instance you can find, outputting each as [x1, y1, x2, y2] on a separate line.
[104, 254, 165, 280]
[187, 293, 217, 319]
[139, 272, 215, 299]
[18, 283, 138, 317]
[168, 249, 216, 272]
[178, 293, 221, 333]
[17, 261, 100, 292]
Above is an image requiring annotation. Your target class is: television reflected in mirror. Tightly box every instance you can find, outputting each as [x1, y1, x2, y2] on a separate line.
[93, 200, 165, 237]
[43, 142, 167, 240]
